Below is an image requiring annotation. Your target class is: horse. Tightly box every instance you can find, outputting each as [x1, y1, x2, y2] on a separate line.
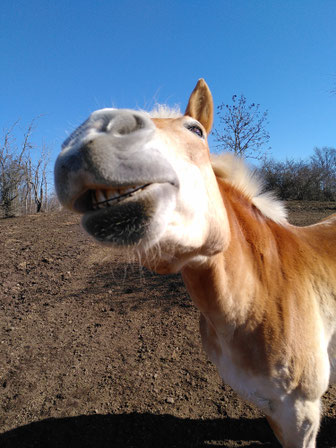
[54, 79, 336, 447]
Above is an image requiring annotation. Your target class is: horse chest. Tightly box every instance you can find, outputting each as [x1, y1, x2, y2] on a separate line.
[199, 313, 277, 413]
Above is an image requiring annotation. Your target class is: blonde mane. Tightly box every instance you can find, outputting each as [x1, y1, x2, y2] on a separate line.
[211, 154, 287, 224]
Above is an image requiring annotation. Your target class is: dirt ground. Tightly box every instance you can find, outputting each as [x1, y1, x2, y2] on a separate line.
[0, 201, 335, 447]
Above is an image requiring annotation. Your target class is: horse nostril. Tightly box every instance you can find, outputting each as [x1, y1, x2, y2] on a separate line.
[106, 112, 145, 136]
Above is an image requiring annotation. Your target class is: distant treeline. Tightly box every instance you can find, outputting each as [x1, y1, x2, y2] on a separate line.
[0, 120, 59, 219]
[259, 147, 336, 201]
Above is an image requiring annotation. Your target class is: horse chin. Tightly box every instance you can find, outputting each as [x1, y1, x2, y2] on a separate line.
[81, 182, 177, 248]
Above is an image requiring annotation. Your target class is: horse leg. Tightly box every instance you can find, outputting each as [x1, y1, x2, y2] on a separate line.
[266, 396, 321, 448]
[266, 415, 285, 446]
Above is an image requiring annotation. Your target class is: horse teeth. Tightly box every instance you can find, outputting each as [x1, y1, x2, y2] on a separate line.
[97, 190, 105, 201]
[106, 189, 119, 201]
[92, 184, 147, 210]
[95, 190, 106, 208]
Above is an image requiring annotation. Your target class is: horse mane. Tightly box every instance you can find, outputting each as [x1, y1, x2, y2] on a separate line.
[211, 154, 288, 224]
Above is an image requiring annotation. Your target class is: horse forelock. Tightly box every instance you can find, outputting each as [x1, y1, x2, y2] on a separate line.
[148, 104, 182, 119]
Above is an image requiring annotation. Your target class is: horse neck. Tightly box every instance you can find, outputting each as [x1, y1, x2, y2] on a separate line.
[181, 181, 285, 325]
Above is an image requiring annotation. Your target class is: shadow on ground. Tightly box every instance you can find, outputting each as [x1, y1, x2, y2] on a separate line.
[0, 412, 282, 447]
[2, 413, 335, 448]
[2, 413, 335, 447]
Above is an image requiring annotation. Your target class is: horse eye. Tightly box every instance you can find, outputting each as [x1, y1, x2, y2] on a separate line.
[188, 125, 203, 138]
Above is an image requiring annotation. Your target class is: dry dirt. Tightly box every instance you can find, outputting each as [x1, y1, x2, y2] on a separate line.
[0, 201, 335, 447]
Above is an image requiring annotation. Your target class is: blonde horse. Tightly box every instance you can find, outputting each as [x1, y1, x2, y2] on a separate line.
[55, 79, 336, 447]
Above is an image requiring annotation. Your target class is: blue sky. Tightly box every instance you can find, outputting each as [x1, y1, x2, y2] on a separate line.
[1, 0, 335, 184]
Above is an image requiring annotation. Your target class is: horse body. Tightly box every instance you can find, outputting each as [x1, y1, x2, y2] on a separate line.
[54, 79, 336, 447]
[183, 186, 336, 446]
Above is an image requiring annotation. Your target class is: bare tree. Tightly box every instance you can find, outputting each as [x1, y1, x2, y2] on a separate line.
[0, 121, 34, 217]
[0, 119, 50, 218]
[260, 148, 336, 201]
[260, 159, 313, 200]
[45, 192, 61, 212]
[310, 147, 336, 200]
[214, 94, 270, 160]
[28, 144, 49, 213]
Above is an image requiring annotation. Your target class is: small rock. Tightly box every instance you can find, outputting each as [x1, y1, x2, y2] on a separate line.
[166, 397, 174, 404]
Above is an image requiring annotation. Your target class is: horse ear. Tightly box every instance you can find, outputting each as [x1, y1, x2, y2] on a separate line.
[184, 79, 214, 134]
